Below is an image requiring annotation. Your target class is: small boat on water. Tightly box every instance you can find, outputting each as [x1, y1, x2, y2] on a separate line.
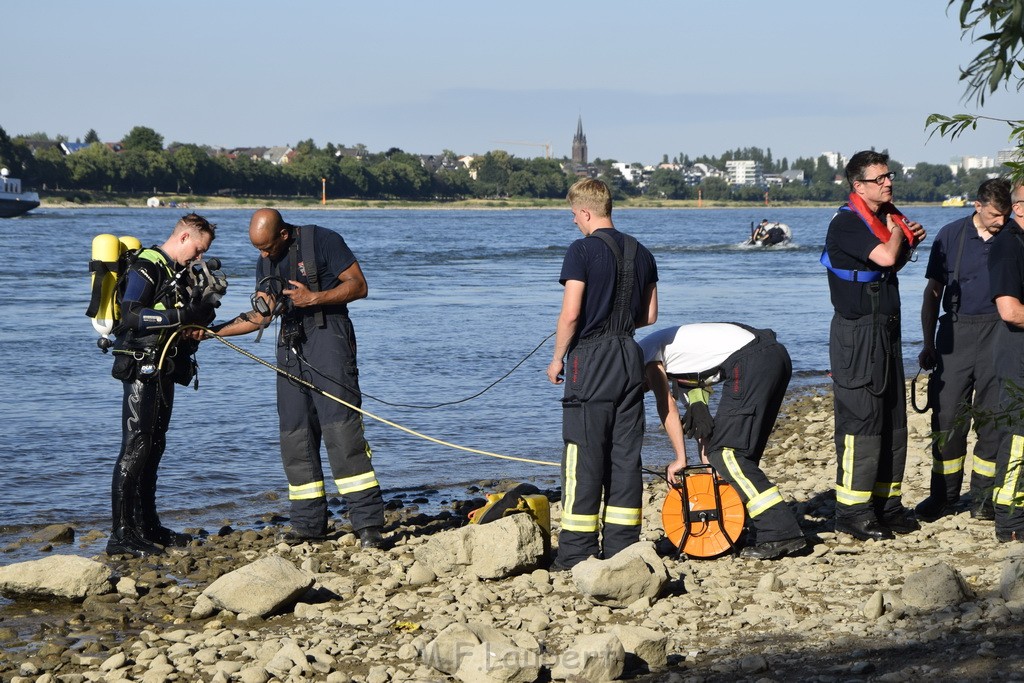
[747, 220, 791, 247]
[0, 168, 40, 218]
[941, 195, 967, 208]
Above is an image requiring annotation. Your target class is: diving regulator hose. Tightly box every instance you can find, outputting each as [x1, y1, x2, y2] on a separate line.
[158, 325, 559, 468]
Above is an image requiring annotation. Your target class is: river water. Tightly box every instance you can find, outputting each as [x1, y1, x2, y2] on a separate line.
[0, 204, 956, 561]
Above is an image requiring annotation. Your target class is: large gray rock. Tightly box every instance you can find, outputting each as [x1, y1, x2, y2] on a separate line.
[900, 563, 973, 609]
[609, 624, 668, 672]
[454, 642, 540, 683]
[413, 514, 545, 579]
[1000, 556, 1024, 602]
[423, 622, 540, 675]
[202, 555, 314, 617]
[572, 542, 668, 607]
[551, 632, 625, 682]
[0, 555, 112, 599]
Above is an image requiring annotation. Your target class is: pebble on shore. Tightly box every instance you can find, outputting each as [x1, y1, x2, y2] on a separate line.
[3, 387, 1024, 682]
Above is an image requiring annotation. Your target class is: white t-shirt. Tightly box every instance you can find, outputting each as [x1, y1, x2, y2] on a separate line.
[638, 324, 755, 375]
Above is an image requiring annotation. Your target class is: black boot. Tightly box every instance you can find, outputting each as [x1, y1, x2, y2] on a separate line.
[970, 489, 995, 520]
[138, 447, 191, 547]
[915, 495, 955, 523]
[108, 432, 163, 558]
[106, 525, 162, 557]
[149, 526, 193, 547]
[356, 526, 386, 549]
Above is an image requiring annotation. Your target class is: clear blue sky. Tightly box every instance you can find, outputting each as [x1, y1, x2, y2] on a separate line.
[4, 1, 1019, 167]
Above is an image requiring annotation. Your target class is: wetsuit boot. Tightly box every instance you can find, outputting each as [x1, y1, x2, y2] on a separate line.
[107, 439, 162, 558]
[138, 444, 191, 547]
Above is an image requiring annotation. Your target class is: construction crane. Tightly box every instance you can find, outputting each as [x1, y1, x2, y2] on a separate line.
[492, 140, 553, 159]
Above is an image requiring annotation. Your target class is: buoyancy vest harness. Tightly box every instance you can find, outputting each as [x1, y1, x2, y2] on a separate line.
[114, 248, 183, 352]
[820, 192, 914, 282]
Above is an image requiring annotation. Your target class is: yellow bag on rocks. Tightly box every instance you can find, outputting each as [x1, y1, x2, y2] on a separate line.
[468, 482, 550, 537]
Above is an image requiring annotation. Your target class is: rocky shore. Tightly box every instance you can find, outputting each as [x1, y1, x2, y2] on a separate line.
[3, 388, 1024, 683]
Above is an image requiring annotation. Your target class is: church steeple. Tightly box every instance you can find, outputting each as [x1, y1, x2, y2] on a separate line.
[572, 115, 588, 167]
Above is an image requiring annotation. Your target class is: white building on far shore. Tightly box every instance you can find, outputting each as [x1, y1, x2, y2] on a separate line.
[726, 160, 764, 186]
[821, 151, 846, 171]
[997, 148, 1023, 166]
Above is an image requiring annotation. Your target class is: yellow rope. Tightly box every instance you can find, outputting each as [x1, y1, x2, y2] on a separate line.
[160, 326, 559, 468]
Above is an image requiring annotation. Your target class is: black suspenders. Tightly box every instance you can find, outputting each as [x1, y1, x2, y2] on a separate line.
[589, 230, 639, 335]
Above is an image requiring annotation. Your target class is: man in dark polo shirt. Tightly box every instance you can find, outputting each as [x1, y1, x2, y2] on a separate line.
[916, 178, 1011, 522]
[989, 182, 1024, 542]
[547, 178, 659, 569]
[822, 150, 926, 542]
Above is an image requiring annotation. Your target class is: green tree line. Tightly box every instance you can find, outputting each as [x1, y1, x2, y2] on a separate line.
[0, 126, 570, 202]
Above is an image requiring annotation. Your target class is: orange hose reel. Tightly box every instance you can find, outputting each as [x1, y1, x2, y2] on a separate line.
[662, 465, 745, 559]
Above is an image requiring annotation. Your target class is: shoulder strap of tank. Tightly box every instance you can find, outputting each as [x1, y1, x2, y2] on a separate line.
[296, 226, 326, 328]
[109, 248, 166, 338]
[86, 256, 119, 319]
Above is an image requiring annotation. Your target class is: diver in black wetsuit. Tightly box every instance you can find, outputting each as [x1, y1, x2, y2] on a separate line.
[107, 213, 217, 557]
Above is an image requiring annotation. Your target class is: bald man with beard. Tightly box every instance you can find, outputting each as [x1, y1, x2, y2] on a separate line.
[214, 209, 385, 548]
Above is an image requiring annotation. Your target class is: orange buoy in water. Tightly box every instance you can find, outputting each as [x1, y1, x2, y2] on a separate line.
[661, 466, 745, 559]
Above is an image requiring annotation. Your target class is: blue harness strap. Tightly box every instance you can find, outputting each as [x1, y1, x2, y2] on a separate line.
[820, 205, 885, 283]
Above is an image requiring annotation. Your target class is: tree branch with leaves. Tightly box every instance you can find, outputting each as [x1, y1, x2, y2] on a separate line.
[926, 0, 1024, 181]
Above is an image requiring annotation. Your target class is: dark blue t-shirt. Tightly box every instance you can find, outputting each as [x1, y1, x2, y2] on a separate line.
[559, 227, 658, 339]
[256, 224, 357, 317]
[925, 214, 996, 316]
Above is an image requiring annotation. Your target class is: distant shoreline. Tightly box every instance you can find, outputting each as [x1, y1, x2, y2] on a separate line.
[39, 196, 945, 211]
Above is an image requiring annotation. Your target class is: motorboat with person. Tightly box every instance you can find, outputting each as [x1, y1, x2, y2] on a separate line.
[0, 168, 40, 218]
[747, 219, 791, 247]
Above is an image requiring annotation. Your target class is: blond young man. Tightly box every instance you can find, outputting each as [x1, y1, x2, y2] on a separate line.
[548, 179, 658, 569]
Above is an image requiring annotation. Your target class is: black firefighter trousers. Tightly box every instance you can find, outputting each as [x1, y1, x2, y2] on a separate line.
[830, 313, 908, 523]
[557, 332, 645, 567]
[704, 328, 803, 544]
[277, 315, 384, 536]
[926, 313, 1000, 505]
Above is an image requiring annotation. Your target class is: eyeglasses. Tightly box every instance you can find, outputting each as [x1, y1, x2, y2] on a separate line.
[857, 171, 896, 185]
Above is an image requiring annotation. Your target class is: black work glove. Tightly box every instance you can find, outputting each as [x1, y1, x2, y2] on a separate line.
[682, 388, 714, 441]
[179, 300, 216, 326]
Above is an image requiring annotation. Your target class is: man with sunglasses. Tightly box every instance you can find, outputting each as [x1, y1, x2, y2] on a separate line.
[915, 179, 1011, 523]
[822, 150, 926, 542]
[213, 209, 385, 549]
[988, 182, 1024, 542]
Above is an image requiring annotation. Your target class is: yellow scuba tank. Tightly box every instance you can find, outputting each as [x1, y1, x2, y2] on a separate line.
[87, 234, 141, 351]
